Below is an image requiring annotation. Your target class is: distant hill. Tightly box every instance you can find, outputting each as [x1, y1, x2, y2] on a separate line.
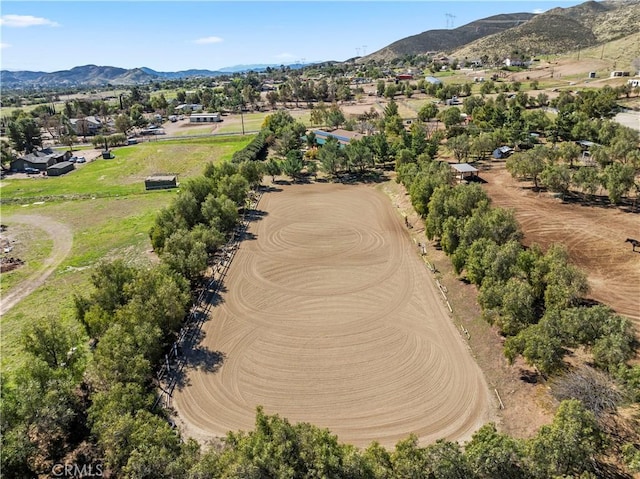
[0, 62, 317, 89]
[0, 64, 226, 89]
[363, 13, 536, 63]
[453, 0, 640, 60]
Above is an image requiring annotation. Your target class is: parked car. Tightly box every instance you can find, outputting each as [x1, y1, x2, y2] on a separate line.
[68, 156, 77, 163]
[24, 167, 40, 174]
[76, 157, 86, 163]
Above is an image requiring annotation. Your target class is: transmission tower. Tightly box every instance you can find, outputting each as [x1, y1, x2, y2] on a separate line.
[356, 47, 361, 57]
[445, 13, 456, 29]
[362, 45, 367, 56]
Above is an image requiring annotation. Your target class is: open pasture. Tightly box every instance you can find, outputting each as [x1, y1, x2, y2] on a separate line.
[0, 135, 249, 372]
[174, 182, 492, 448]
[0, 136, 251, 200]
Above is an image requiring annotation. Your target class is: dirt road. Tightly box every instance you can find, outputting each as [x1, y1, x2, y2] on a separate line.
[0, 215, 73, 316]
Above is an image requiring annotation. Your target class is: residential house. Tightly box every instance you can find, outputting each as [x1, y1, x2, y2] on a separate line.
[10, 148, 71, 172]
[70, 116, 102, 136]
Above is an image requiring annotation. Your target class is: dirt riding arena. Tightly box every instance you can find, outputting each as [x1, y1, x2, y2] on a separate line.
[481, 163, 640, 328]
[174, 182, 492, 448]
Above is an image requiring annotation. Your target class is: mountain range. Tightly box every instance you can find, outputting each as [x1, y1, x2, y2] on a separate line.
[0, 63, 309, 89]
[2, 0, 638, 89]
[365, 0, 638, 63]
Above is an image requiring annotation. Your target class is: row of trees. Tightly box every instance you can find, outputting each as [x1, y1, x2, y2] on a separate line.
[397, 152, 637, 381]
[1, 130, 273, 475]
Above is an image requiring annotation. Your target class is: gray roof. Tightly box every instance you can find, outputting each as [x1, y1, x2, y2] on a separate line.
[451, 163, 478, 173]
[47, 161, 74, 170]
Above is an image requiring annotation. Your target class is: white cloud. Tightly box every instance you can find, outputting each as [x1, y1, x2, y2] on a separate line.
[275, 52, 295, 60]
[0, 43, 10, 49]
[0, 14, 59, 28]
[533, 8, 545, 14]
[194, 36, 223, 45]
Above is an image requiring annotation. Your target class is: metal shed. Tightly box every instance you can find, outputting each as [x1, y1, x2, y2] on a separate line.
[145, 175, 178, 190]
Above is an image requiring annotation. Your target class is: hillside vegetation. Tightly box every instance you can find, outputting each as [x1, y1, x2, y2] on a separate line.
[453, 0, 640, 60]
[364, 13, 535, 63]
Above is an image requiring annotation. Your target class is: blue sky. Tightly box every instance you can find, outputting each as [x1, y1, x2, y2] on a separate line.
[1, 1, 587, 72]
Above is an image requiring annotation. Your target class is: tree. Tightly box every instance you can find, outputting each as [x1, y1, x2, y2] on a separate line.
[218, 173, 249, 206]
[281, 149, 304, 180]
[447, 134, 471, 162]
[526, 400, 604, 478]
[506, 147, 547, 189]
[438, 107, 463, 128]
[318, 136, 343, 176]
[161, 229, 208, 283]
[418, 102, 438, 123]
[602, 162, 635, 204]
[7, 116, 42, 154]
[238, 160, 264, 187]
[470, 132, 497, 160]
[540, 162, 571, 199]
[21, 316, 82, 370]
[1, 139, 17, 170]
[504, 323, 565, 375]
[265, 158, 282, 182]
[572, 166, 600, 199]
[465, 423, 526, 479]
[345, 138, 373, 173]
[326, 104, 345, 129]
[542, 245, 589, 311]
[423, 439, 473, 479]
[99, 410, 182, 476]
[201, 195, 239, 234]
[557, 141, 582, 167]
[115, 114, 132, 135]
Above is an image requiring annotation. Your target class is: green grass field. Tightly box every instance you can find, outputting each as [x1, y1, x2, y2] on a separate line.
[1, 136, 252, 201]
[215, 110, 312, 134]
[0, 135, 253, 373]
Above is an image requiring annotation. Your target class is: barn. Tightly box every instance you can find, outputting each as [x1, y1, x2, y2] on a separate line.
[145, 175, 178, 190]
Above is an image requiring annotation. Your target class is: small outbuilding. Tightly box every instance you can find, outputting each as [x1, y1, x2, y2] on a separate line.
[189, 113, 221, 123]
[492, 146, 513, 159]
[451, 163, 479, 182]
[145, 175, 178, 191]
[46, 161, 75, 177]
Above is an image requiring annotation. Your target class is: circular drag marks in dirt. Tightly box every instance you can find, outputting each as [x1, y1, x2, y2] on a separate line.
[174, 183, 492, 448]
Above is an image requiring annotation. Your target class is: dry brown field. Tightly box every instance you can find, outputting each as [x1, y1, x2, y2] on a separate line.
[481, 162, 640, 328]
[174, 182, 493, 448]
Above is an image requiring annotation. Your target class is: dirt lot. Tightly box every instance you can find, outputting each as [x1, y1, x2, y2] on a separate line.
[173, 182, 493, 448]
[480, 162, 640, 328]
